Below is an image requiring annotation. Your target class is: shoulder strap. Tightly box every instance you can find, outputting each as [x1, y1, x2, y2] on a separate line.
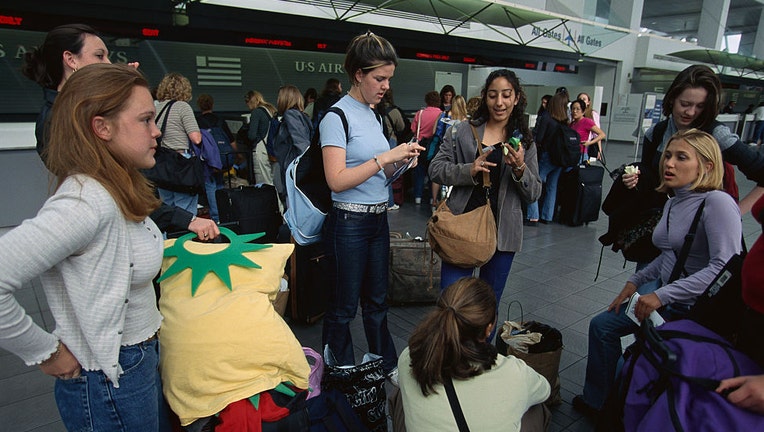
[415, 110, 423, 140]
[469, 125, 491, 189]
[668, 199, 706, 284]
[259, 106, 272, 119]
[444, 378, 470, 432]
[156, 101, 177, 148]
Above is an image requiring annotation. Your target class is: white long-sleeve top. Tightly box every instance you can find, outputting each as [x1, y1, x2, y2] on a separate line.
[0, 175, 163, 386]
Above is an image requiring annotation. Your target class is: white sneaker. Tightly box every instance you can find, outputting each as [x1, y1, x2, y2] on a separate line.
[386, 367, 399, 387]
[387, 204, 400, 211]
[415, 197, 422, 204]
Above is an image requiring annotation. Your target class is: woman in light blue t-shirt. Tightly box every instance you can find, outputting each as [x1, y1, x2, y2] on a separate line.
[320, 31, 425, 375]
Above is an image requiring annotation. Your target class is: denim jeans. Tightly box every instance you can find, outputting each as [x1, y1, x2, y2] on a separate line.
[204, 174, 223, 222]
[439, 251, 516, 341]
[754, 121, 764, 143]
[54, 338, 168, 432]
[413, 162, 427, 201]
[582, 278, 660, 409]
[322, 207, 398, 372]
[158, 188, 198, 215]
[526, 151, 562, 222]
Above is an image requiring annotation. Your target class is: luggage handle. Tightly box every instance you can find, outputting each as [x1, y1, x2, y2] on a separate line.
[504, 300, 524, 324]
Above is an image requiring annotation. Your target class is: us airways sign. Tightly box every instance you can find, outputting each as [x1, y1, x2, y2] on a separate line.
[294, 61, 343, 73]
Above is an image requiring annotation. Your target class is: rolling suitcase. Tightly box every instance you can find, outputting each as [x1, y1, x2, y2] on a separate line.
[289, 241, 330, 324]
[556, 164, 604, 226]
[216, 184, 282, 242]
[387, 233, 441, 304]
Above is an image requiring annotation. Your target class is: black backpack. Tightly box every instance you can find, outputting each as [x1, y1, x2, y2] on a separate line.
[548, 122, 580, 168]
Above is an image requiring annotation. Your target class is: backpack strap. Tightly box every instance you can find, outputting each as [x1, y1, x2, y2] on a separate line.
[325, 107, 349, 141]
[667, 199, 705, 284]
[443, 377, 470, 432]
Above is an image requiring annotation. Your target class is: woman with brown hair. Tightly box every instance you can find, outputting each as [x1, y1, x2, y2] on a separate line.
[429, 69, 542, 337]
[22, 23, 218, 241]
[399, 277, 549, 431]
[0, 63, 169, 430]
[321, 31, 424, 377]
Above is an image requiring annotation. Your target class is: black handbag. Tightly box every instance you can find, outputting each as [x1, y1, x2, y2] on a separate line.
[142, 101, 204, 194]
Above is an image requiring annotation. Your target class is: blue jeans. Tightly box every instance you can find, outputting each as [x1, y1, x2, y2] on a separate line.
[322, 207, 398, 372]
[526, 151, 562, 222]
[204, 174, 223, 222]
[754, 121, 764, 143]
[158, 188, 198, 215]
[440, 251, 516, 341]
[582, 279, 660, 409]
[54, 338, 168, 432]
[413, 162, 427, 201]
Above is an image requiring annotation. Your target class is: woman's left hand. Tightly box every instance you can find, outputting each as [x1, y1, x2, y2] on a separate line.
[503, 143, 525, 171]
[635, 293, 662, 321]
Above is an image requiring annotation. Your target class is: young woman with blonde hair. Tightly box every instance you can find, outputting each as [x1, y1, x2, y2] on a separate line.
[273, 84, 312, 191]
[245, 90, 278, 185]
[575, 128, 743, 417]
[154, 72, 202, 213]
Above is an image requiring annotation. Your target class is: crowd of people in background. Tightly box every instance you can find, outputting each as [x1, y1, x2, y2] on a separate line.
[5, 21, 764, 432]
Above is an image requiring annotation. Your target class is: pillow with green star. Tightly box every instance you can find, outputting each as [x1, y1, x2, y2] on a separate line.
[158, 227, 294, 297]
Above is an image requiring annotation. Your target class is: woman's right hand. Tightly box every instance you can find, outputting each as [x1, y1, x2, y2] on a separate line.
[188, 217, 220, 241]
[622, 172, 639, 189]
[608, 282, 638, 314]
[470, 147, 496, 177]
[39, 342, 82, 380]
[391, 141, 425, 163]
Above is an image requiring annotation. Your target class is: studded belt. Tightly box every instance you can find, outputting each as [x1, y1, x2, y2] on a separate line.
[333, 201, 388, 214]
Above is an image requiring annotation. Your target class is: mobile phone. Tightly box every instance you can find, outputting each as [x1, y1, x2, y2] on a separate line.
[481, 143, 500, 153]
[508, 137, 521, 150]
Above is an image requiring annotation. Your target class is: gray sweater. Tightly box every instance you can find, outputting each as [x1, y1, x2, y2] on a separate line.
[0, 175, 163, 386]
[628, 187, 742, 306]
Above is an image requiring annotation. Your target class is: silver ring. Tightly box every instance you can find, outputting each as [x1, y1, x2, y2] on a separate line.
[480, 161, 485, 167]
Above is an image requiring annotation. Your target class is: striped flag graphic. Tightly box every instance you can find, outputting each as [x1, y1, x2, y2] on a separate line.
[196, 56, 242, 87]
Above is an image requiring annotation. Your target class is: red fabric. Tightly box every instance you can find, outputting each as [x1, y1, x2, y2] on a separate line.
[742, 195, 764, 313]
[215, 392, 291, 432]
[722, 162, 739, 202]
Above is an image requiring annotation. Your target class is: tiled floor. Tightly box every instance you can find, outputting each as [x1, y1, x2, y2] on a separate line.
[2, 140, 761, 431]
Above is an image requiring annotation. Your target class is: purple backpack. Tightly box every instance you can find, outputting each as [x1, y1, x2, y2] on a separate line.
[621, 319, 764, 431]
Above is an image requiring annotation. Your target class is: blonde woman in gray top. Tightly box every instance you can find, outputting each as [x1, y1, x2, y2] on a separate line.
[155, 72, 202, 213]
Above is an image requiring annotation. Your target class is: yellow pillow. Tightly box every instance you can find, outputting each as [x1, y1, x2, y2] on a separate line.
[158, 234, 308, 426]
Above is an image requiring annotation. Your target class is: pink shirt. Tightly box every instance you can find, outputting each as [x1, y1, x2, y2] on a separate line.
[411, 106, 442, 139]
[570, 117, 596, 154]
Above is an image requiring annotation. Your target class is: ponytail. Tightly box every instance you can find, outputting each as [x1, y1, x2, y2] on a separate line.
[407, 277, 498, 396]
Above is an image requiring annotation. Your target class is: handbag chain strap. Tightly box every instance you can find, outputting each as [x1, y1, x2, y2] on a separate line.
[444, 377, 471, 432]
[468, 125, 491, 192]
